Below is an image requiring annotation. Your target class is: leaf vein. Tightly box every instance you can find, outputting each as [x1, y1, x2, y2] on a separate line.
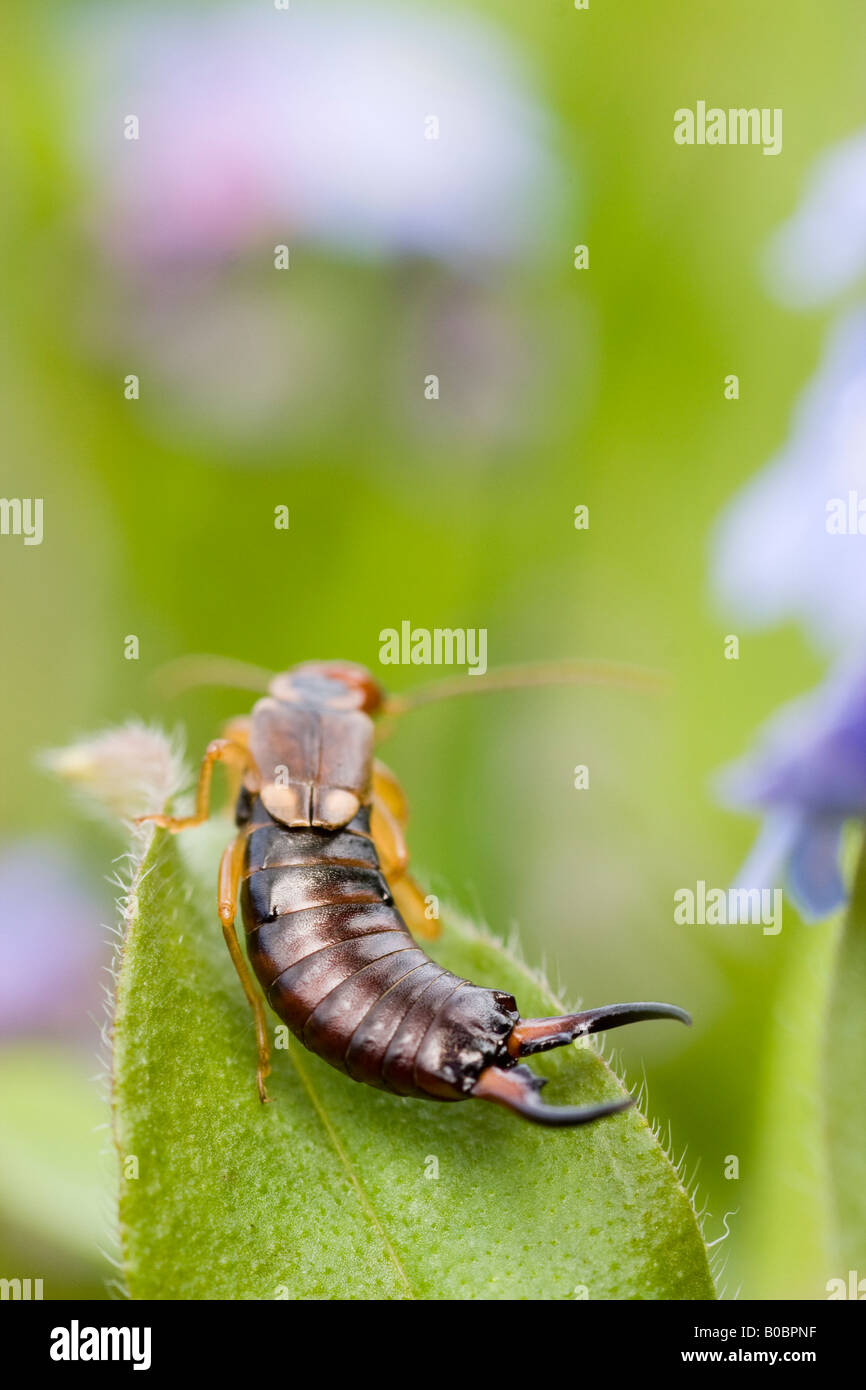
[287, 1040, 415, 1300]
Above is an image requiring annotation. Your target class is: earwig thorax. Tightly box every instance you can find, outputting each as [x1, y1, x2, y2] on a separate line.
[268, 661, 384, 713]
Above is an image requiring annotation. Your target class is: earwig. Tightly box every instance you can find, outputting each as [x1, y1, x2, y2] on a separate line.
[137, 657, 690, 1126]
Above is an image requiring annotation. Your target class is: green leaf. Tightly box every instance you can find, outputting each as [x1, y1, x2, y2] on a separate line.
[823, 832, 866, 1276]
[742, 829, 866, 1298]
[112, 822, 714, 1300]
[738, 916, 837, 1298]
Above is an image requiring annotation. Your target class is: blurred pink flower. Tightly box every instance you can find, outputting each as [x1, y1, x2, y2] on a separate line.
[74, 2, 558, 270]
[66, 3, 565, 447]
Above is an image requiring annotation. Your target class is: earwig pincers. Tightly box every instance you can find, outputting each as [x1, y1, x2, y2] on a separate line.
[137, 657, 691, 1126]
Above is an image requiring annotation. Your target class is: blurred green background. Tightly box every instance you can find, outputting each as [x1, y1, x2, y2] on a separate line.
[2, 0, 863, 1300]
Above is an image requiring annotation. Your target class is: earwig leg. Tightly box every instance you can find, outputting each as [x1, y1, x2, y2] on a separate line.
[391, 875, 441, 942]
[134, 737, 251, 831]
[507, 1001, 692, 1058]
[218, 832, 273, 1104]
[473, 1065, 634, 1128]
[370, 794, 408, 874]
[220, 717, 251, 813]
[372, 759, 409, 824]
[370, 790, 441, 941]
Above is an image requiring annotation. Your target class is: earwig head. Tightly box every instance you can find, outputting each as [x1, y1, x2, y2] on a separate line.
[268, 661, 385, 714]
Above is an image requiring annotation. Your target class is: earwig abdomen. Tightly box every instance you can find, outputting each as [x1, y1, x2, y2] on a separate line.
[239, 796, 518, 1100]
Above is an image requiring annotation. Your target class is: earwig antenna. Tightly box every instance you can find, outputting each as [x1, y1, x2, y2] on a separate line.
[380, 659, 670, 719]
[508, 1001, 692, 1058]
[473, 1064, 635, 1128]
[151, 654, 668, 710]
[150, 655, 276, 700]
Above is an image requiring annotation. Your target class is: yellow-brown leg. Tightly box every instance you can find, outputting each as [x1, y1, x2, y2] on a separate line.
[135, 736, 251, 831]
[218, 829, 272, 1103]
[370, 780, 441, 941]
[391, 874, 441, 942]
[220, 717, 251, 812]
[372, 758, 409, 824]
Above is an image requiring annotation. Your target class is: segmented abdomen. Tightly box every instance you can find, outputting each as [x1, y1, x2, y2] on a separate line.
[237, 797, 517, 1100]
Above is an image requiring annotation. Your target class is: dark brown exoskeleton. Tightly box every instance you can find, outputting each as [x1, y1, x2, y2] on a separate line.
[138, 658, 690, 1125]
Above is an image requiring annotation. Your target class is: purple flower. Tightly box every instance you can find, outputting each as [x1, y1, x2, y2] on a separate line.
[717, 664, 866, 920]
[710, 310, 866, 655]
[764, 128, 866, 308]
[0, 843, 107, 1041]
[714, 127, 866, 917]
